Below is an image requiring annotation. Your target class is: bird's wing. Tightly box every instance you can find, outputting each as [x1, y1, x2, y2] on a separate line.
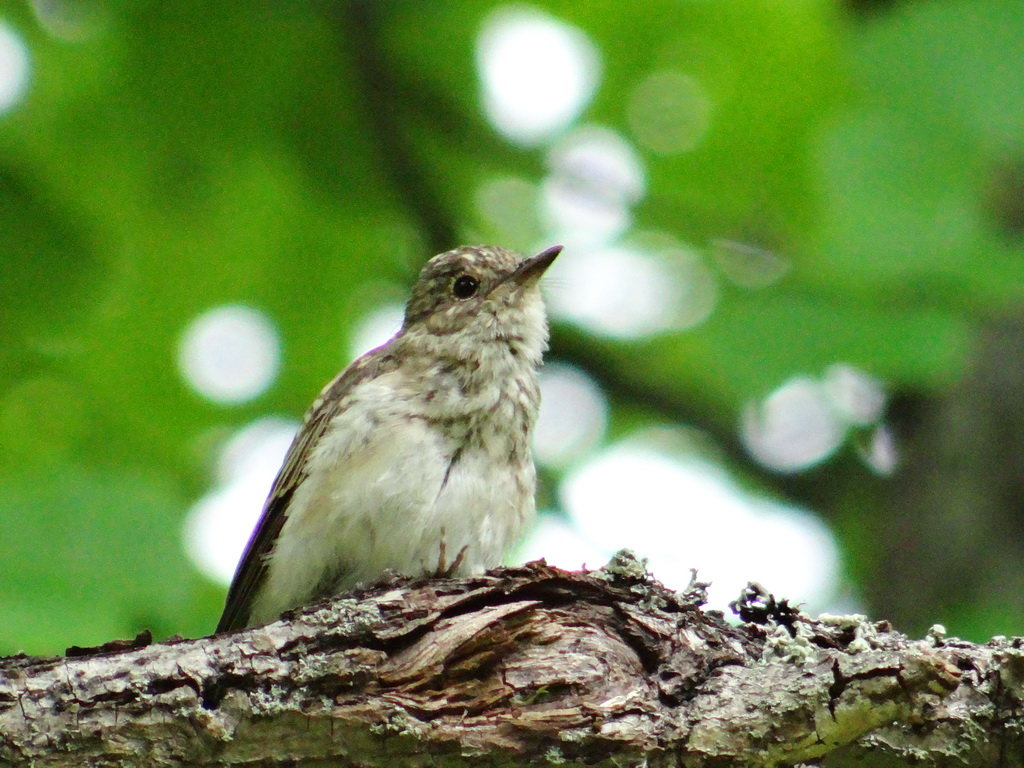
[216, 348, 400, 633]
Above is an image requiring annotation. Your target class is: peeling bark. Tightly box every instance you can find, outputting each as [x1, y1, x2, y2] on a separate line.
[0, 553, 1021, 767]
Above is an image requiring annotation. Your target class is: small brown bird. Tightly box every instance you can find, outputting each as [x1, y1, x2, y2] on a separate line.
[217, 244, 561, 632]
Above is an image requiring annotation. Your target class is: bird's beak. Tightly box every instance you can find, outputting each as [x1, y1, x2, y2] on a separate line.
[509, 245, 562, 287]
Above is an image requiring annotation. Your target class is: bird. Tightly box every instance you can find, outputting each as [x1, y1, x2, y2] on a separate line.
[216, 244, 561, 632]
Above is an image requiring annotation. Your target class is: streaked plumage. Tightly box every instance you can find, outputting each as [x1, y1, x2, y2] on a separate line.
[217, 244, 559, 632]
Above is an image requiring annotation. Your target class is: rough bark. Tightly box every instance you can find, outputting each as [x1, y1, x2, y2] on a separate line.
[1, 552, 1021, 767]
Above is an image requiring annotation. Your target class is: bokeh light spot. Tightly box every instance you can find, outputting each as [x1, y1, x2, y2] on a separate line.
[710, 239, 791, 289]
[178, 305, 281, 405]
[0, 22, 31, 115]
[743, 376, 845, 473]
[541, 126, 645, 245]
[862, 423, 898, 476]
[349, 302, 404, 359]
[558, 440, 841, 610]
[183, 417, 298, 585]
[517, 514, 609, 572]
[823, 363, 886, 426]
[547, 243, 714, 338]
[628, 71, 713, 154]
[535, 363, 607, 466]
[31, 0, 103, 41]
[744, 365, 891, 474]
[473, 176, 542, 246]
[477, 7, 600, 145]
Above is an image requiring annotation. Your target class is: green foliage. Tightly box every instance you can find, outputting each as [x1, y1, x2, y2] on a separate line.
[1, 0, 1022, 652]
[0, 467, 210, 649]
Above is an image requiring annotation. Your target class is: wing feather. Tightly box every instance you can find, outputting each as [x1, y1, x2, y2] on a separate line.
[215, 347, 399, 632]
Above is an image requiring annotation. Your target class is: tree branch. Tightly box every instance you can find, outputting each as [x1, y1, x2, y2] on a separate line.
[1, 552, 1019, 767]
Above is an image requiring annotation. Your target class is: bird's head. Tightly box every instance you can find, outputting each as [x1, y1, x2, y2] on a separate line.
[401, 244, 561, 366]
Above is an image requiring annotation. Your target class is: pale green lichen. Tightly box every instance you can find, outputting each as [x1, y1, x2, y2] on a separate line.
[817, 613, 879, 653]
[762, 623, 816, 663]
[600, 550, 649, 582]
[248, 682, 293, 715]
[367, 708, 426, 738]
[544, 745, 568, 764]
[927, 624, 947, 646]
[304, 599, 383, 634]
[817, 612, 868, 630]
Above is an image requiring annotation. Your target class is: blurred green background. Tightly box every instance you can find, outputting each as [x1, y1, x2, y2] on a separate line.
[2, 0, 1023, 654]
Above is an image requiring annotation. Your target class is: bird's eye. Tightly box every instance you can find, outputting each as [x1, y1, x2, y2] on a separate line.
[452, 274, 479, 299]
